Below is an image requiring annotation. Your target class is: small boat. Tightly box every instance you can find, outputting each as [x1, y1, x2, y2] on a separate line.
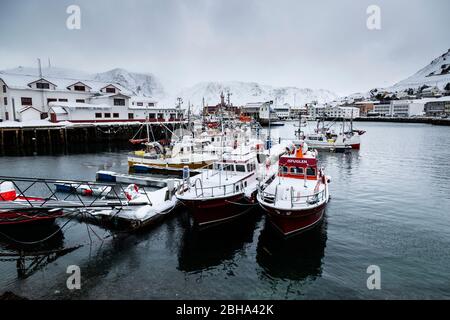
[257, 141, 330, 236]
[95, 170, 169, 188]
[0, 181, 63, 226]
[90, 182, 179, 229]
[54, 181, 112, 197]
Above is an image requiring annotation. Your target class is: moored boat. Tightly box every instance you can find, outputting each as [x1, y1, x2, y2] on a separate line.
[0, 182, 63, 226]
[257, 141, 330, 236]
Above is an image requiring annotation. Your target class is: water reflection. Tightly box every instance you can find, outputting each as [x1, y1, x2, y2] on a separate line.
[256, 215, 327, 281]
[0, 223, 73, 279]
[178, 210, 260, 273]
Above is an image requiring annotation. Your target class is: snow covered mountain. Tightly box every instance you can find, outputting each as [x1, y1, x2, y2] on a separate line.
[176, 81, 338, 111]
[390, 48, 450, 91]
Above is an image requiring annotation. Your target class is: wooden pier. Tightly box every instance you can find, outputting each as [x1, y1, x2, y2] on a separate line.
[0, 121, 185, 151]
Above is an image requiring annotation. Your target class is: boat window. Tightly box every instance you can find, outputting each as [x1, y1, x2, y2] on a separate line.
[291, 167, 304, 174]
[307, 167, 316, 176]
[236, 165, 246, 172]
[235, 185, 239, 192]
[280, 166, 288, 174]
[224, 164, 234, 171]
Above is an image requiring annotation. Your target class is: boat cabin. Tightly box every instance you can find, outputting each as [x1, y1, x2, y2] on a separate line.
[213, 158, 257, 173]
[278, 148, 318, 180]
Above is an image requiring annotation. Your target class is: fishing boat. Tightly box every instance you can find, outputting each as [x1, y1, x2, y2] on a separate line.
[0, 181, 63, 226]
[257, 141, 330, 236]
[128, 138, 219, 170]
[176, 139, 292, 227]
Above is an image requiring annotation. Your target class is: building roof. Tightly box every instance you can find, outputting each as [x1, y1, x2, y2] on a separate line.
[0, 71, 131, 95]
[49, 106, 68, 114]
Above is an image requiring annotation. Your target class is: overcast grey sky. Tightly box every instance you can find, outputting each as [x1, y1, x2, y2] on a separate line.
[0, 0, 449, 95]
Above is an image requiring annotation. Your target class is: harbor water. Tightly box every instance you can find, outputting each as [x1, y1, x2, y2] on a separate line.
[1, 121, 450, 299]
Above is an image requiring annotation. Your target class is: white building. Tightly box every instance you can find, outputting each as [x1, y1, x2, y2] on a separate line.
[309, 105, 359, 119]
[274, 104, 290, 119]
[0, 71, 182, 123]
[372, 100, 424, 117]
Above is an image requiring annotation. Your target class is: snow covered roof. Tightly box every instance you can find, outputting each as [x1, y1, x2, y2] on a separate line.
[0, 71, 131, 95]
[49, 106, 68, 114]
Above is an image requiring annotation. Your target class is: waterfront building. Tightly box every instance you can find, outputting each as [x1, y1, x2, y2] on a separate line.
[0, 71, 182, 123]
[424, 96, 450, 117]
[274, 104, 291, 119]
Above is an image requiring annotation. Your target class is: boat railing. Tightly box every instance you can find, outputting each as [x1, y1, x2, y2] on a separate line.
[192, 178, 245, 199]
[259, 187, 326, 208]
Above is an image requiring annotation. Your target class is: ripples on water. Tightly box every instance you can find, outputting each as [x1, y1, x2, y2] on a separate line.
[0, 122, 450, 299]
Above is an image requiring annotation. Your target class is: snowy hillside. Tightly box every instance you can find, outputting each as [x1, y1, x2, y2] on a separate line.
[175, 81, 338, 111]
[390, 49, 450, 91]
[94, 68, 165, 98]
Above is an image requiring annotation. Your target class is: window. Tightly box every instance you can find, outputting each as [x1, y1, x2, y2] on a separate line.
[47, 98, 57, 104]
[58, 99, 68, 102]
[5, 112, 9, 120]
[104, 113, 111, 118]
[113, 113, 119, 118]
[74, 85, 85, 91]
[76, 99, 85, 103]
[158, 113, 163, 118]
[105, 87, 116, 93]
[235, 165, 246, 172]
[224, 165, 234, 171]
[95, 113, 102, 118]
[149, 113, 156, 119]
[128, 113, 134, 119]
[114, 98, 125, 106]
[3, 85, 7, 93]
[306, 167, 316, 176]
[3, 97, 7, 105]
[148, 102, 155, 107]
[137, 102, 143, 106]
[36, 82, 50, 89]
[40, 113, 48, 120]
[21, 97, 32, 105]
[291, 167, 304, 174]
[280, 166, 288, 174]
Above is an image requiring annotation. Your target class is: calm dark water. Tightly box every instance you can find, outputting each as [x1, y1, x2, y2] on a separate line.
[1, 121, 450, 299]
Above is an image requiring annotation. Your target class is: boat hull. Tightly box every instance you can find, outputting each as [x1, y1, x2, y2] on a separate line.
[179, 193, 254, 227]
[259, 201, 327, 236]
[0, 210, 62, 226]
[128, 159, 213, 170]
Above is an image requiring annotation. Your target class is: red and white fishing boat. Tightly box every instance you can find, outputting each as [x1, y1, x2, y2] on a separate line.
[257, 141, 330, 236]
[0, 182, 63, 226]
